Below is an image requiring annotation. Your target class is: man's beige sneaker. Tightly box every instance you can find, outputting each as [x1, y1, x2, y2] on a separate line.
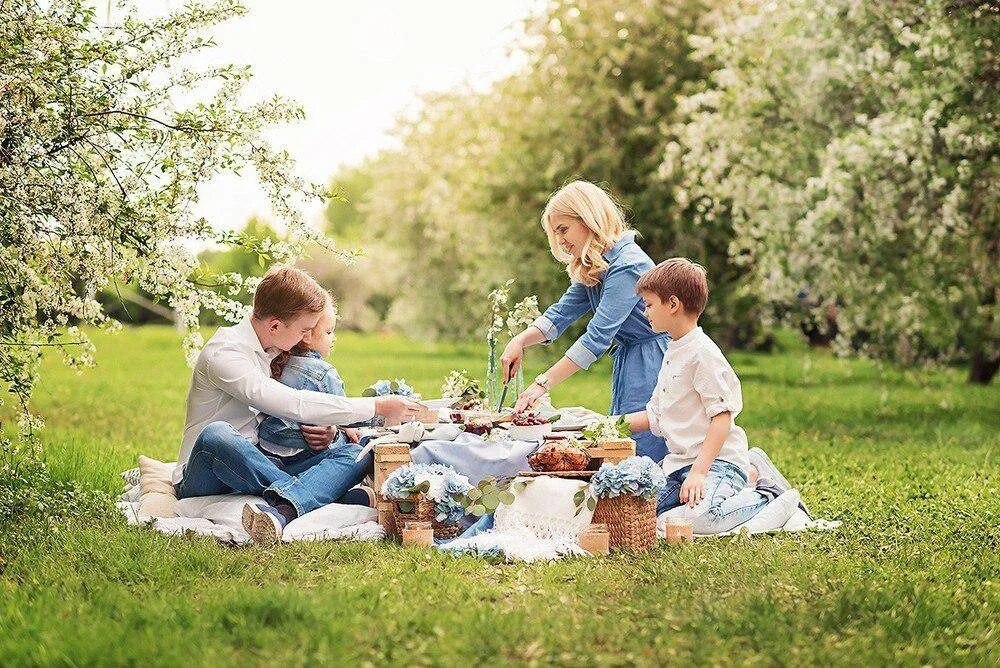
[242, 503, 283, 545]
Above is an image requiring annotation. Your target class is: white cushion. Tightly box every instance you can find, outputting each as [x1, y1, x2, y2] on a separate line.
[137, 456, 178, 518]
[283, 504, 378, 541]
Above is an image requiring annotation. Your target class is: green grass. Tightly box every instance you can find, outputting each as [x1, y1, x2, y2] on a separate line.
[1, 326, 997, 666]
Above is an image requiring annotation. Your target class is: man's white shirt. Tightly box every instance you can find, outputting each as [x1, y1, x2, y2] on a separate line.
[174, 315, 376, 484]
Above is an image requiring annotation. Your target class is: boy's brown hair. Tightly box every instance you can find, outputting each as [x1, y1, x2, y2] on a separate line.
[636, 258, 709, 315]
[252, 265, 327, 323]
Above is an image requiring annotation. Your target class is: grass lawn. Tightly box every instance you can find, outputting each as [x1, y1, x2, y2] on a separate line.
[1, 325, 997, 666]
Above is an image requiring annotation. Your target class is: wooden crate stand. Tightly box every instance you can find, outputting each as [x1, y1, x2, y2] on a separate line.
[586, 437, 636, 467]
[374, 443, 413, 535]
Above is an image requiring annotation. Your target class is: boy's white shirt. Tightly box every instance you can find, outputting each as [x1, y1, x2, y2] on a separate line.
[174, 315, 376, 484]
[646, 326, 751, 476]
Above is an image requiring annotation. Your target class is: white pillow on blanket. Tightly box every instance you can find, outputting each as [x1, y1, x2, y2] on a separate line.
[137, 456, 178, 519]
[283, 503, 377, 541]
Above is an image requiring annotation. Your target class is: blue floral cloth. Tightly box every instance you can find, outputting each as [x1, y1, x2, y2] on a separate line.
[532, 232, 669, 462]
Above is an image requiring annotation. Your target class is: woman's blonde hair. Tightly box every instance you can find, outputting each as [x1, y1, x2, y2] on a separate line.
[541, 180, 630, 286]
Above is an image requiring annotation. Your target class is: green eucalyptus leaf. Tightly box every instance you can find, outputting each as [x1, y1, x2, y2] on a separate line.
[362, 388, 376, 397]
[467, 488, 483, 501]
[499, 491, 515, 505]
[470, 504, 486, 516]
[587, 497, 597, 511]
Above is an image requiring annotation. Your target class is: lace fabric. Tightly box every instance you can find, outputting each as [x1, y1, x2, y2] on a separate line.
[440, 476, 596, 562]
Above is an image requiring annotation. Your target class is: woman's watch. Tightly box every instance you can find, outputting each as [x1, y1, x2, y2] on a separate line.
[533, 374, 551, 390]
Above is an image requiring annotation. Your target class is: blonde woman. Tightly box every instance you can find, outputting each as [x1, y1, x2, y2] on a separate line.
[504, 181, 668, 462]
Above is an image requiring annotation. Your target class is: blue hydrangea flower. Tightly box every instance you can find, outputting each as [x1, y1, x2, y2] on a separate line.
[368, 378, 416, 397]
[371, 379, 394, 396]
[590, 456, 666, 500]
[381, 463, 472, 523]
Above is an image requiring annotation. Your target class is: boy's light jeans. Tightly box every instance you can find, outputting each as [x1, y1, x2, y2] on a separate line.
[657, 460, 768, 534]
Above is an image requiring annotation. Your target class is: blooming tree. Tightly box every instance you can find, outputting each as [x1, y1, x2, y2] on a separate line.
[670, 0, 998, 381]
[0, 0, 356, 441]
[358, 0, 746, 342]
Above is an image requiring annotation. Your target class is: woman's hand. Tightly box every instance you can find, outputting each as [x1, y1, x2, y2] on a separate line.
[500, 336, 525, 383]
[679, 471, 708, 507]
[513, 381, 547, 415]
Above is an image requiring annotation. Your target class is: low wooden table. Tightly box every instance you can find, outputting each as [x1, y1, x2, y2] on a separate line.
[372, 436, 638, 541]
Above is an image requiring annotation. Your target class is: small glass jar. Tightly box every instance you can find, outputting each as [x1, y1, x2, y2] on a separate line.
[402, 521, 434, 548]
[664, 517, 694, 545]
[578, 523, 610, 555]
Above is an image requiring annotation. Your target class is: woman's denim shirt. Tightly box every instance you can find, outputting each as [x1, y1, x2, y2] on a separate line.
[531, 232, 663, 369]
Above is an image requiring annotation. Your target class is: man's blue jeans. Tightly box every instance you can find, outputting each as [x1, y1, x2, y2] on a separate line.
[657, 460, 768, 535]
[175, 421, 373, 517]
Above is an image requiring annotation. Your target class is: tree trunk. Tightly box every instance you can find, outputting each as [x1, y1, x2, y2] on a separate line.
[968, 347, 998, 384]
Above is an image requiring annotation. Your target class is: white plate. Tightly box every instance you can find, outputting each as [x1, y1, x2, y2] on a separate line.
[506, 423, 554, 441]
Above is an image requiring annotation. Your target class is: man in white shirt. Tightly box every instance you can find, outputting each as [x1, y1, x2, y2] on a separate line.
[174, 266, 421, 543]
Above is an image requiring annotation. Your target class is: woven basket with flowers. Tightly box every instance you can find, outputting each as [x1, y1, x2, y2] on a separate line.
[380, 463, 472, 540]
[589, 456, 667, 551]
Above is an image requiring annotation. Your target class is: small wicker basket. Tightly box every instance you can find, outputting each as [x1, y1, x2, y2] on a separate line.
[591, 494, 657, 551]
[389, 495, 461, 540]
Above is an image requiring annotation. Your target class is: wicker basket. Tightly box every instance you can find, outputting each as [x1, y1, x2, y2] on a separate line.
[389, 495, 461, 540]
[591, 495, 657, 551]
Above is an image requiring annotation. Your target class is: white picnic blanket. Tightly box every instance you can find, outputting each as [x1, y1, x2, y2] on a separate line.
[118, 462, 384, 545]
[118, 495, 385, 544]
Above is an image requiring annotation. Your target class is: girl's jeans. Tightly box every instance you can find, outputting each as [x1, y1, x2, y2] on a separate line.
[657, 460, 768, 535]
[175, 421, 372, 517]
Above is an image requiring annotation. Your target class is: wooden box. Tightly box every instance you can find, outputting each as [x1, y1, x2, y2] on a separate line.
[586, 438, 636, 466]
[374, 443, 413, 534]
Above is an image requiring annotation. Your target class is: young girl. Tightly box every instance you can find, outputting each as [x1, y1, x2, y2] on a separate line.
[255, 293, 373, 507]
[503, 180, 669, 462]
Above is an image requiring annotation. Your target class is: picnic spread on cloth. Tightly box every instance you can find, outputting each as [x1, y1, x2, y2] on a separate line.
[117, 401, 839, 560]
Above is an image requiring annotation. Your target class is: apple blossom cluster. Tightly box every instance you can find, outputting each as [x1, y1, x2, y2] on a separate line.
[0, 0, 358, 442]
[669, 0, 996, 376]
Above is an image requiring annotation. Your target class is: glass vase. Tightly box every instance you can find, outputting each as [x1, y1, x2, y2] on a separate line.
[486, 335, 501, 409]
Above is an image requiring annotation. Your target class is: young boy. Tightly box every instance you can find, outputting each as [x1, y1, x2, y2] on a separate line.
[174, 265, 422, 543]
[621, 258, 800, 535]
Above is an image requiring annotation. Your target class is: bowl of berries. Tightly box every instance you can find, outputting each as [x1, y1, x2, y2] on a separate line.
[463, 417, 494, 437]
[507, 412, 555, 442]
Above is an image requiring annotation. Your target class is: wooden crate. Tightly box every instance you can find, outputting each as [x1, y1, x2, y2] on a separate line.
[586, 438, 636, 466]
[374, 443, 413, 535]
